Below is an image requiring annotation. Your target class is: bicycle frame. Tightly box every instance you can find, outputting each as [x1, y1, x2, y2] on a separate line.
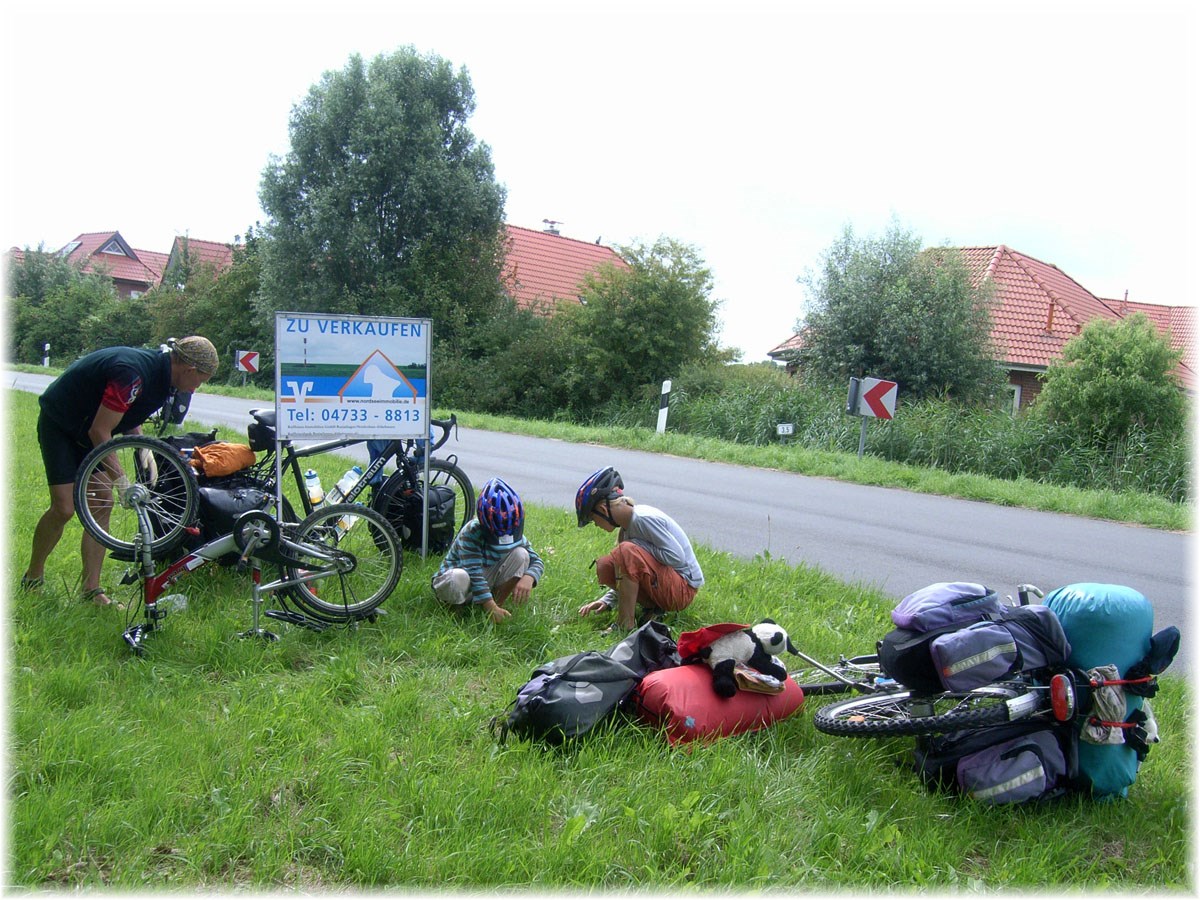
[255, 412, 459, 530]
[121, 499, 362, 654]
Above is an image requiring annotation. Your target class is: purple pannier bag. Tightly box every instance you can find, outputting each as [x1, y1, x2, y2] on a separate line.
[930, 604, 1071, 692]
[891, 582, 1001, 632]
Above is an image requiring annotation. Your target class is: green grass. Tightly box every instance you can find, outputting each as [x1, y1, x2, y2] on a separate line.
[6, 389, 1192, 889]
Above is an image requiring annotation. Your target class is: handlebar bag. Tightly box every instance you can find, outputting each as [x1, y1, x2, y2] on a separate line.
[891, 582, 1001, 632]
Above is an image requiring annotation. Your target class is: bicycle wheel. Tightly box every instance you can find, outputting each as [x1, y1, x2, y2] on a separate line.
[282, 503, 401, 621]
[811, 683, 1026, 737]
[791, 654, 889, 696]
[372, 457, 475, 545]
[74, 435, 198, 559]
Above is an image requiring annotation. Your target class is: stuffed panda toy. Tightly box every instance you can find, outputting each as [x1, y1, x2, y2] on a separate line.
[696, 619, 799, 698]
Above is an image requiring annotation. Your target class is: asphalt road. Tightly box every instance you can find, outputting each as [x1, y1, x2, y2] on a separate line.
[7, 370, 1191, 672]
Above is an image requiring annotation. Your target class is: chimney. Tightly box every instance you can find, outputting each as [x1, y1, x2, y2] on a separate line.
[542, 218, 562, 236]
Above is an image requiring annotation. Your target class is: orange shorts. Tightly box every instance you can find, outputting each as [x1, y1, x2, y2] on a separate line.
[595, 542, 697, 613]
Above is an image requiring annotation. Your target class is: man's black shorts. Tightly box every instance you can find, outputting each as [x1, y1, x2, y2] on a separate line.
[37, 413, 92, 486]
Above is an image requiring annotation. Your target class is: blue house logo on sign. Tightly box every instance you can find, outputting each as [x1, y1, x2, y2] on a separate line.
[338, 350, 418, 400]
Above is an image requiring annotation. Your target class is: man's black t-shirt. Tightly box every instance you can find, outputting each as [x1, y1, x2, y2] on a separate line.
[39, 347, 172, 443]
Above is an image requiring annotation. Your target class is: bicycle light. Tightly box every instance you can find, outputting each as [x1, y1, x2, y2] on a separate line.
[1050, 673, 1076, 721]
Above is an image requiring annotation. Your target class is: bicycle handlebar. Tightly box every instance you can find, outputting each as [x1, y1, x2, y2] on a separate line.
[427, 414, 457, 453]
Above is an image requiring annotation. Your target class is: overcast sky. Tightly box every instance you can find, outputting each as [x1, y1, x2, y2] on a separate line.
[2, 0, 1195, 361]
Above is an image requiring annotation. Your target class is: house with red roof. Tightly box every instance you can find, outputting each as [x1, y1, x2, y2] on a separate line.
[53, 231, 170, 298]
[502, 223, 629, 313]
[768, 245, 1194, 410]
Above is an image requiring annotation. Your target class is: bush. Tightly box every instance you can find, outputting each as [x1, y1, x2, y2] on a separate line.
[590, 363, 1189, 503]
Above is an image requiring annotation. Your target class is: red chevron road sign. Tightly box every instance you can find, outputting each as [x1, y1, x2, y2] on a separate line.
[236, 350, 260, 374]
[859, 377, 897, 419]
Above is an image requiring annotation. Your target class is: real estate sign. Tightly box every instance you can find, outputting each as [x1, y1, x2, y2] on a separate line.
[274, 312, 431, 440]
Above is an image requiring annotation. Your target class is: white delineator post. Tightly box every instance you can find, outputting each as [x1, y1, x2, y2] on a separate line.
[656, 379, 672, 433]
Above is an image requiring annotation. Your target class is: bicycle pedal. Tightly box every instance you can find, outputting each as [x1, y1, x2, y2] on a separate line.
[120, 568, 140, 586]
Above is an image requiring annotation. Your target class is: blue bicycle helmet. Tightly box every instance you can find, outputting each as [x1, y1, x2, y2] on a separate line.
[477, 477, 524, 542]
[575, 466, 624, 527]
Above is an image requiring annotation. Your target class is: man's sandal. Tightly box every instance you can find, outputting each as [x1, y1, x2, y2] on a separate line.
[82, 587, 116, 607]
[20, 575, 44, 591]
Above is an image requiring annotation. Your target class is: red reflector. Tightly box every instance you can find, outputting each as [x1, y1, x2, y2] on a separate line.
[1050, 673, 1075, 722]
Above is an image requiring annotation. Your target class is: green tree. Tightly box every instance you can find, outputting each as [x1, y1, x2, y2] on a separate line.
[540, 237, 730, 417]
[257, 47, 507, 342]
[146, 229, 272, 385]
[7, 247, 123, 363]
[798, 221, 1002, 402]
[1034, 312, 1187, 446]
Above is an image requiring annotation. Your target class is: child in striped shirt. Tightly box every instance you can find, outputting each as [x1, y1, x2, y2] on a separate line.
[431, 478, 544, 623]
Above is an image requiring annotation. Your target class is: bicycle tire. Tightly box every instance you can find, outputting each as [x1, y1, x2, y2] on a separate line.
[282, 503, 401, 621]
[811, 683, 1025, 737]
[372, 458, 475, 542]
[791, 655, 888, 696]
[74, 435, 199, 559]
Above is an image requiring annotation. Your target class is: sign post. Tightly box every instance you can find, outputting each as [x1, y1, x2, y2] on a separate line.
[845, 376, 898, 458]
[656, 379, 672, 434]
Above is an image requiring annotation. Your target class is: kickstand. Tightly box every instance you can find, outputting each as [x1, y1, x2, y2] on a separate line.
[238, 562, 279, 642]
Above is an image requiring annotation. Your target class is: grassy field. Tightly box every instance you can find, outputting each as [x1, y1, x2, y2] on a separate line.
[5, 389, 1193, 890]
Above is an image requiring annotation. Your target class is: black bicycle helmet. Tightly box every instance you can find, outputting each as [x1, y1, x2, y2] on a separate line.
[575, 466, 624, 527]
[477, 477, 524, 542]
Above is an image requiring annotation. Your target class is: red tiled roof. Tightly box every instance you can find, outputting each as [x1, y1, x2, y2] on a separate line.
[165, 236, 235, 276]
[61, 231, 167, 289]
[1117, 299, 1195, 366]
[502, 224, 629, 313]
[172, 237, 232, 270]
[767, 332, 805, 357]
[956, 246, 1193, 389]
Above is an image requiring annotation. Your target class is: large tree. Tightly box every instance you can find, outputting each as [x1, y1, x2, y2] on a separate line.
[797, 222, 1001, 403]
[257, 47, 507, 342]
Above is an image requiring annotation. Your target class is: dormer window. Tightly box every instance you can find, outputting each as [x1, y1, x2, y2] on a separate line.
[59, 241, 81, 257]
[100, 239, 127, 256]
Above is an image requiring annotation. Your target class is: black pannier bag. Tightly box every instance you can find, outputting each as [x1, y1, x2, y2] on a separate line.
[381, 483, 456, 552]
[196, 473, 274, 542]
[492, 621, 680, 746]
[161, 430, 272, 550]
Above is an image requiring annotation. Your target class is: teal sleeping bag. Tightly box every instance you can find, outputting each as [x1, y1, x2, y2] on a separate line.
[1044, 583, 1153, 799]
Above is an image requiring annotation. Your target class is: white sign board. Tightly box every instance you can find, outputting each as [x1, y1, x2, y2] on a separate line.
[274, 312, 431, 440]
